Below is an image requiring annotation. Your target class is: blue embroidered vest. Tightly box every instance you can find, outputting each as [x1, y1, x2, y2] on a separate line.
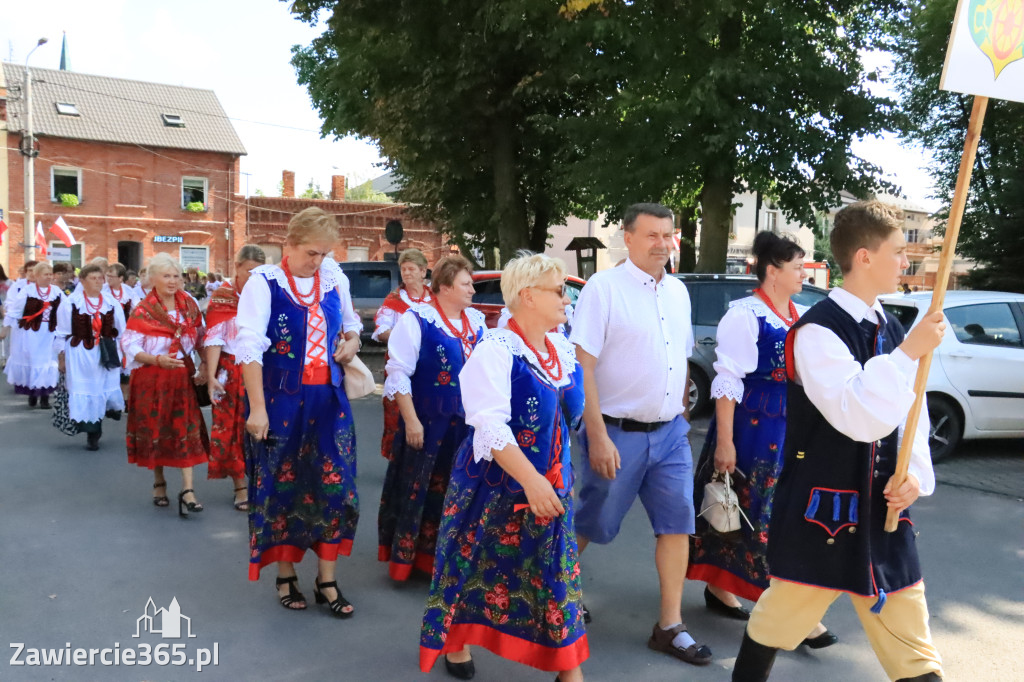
[408, 310, 482, 420]
[260, 273, 344, 394]
[737, 309, 791, 418]
[767, 297, 920, 601]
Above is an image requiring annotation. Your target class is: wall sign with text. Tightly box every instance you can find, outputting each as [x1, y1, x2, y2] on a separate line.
[154, 235, 184, 244]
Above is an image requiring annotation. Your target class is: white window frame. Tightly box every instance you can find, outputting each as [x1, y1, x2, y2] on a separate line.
[763, 210, 779, 233]
[906, 228, 920, 243]
[179, 245, 210, 273]
[51, 166, 83, 203]
[181, 176, 209, 210]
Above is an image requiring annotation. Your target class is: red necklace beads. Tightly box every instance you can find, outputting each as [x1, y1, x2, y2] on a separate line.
[507, 318, 563, 382]
[36, 283, 52, 298]
[431, 298, 477, 358]
[753, 288, 799, 326]
[282, 258, 321, 308]
[109, 285, 125, 302]
[404, 285, 429, 305]
[83, 293, 104, 337]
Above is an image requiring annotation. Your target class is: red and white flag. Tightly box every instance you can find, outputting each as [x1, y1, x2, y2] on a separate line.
[35, 221, 47, 259]
[50, 216, 76, 247]
[0, 218, 8, 246]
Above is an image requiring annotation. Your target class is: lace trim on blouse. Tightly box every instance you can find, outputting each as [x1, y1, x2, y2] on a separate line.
[473, 421, 518, 463]
[250, 261, 341, 297]
[728, 296, 808, 331]
[483, 328, 577, 388]
[710, 374, 745, 402]
[409, 302, 486, 336]
[382, 371, 412, 399]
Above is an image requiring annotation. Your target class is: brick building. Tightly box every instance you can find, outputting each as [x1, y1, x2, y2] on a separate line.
[2, 63, 245, 275]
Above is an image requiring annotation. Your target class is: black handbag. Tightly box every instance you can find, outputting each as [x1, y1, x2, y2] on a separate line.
[98, 337, 122, 370]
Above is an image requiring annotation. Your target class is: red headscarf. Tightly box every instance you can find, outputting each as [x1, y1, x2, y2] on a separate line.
[204, 282, 238, 330]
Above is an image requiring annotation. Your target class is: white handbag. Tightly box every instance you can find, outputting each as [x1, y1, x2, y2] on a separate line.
[698, 471, 754, 535]
[343, 354, 377, 399]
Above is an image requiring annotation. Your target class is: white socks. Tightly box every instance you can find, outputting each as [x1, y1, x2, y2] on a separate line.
[663, 623, 696, 650]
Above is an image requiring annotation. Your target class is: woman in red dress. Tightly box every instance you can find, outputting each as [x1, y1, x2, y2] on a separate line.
[372, 248, 431, 460]
[123, 253, 210, 514]
[205, 244, 266, 511]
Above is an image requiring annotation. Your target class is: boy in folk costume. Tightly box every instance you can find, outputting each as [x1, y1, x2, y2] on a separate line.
[732, 201, 946, 682]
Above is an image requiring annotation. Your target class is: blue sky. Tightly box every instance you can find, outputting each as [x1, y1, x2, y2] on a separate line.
[3, 0, 939, 211]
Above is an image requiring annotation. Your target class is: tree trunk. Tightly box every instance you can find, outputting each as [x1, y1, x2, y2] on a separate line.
[677, 206, 697, 273]
[697, 166, 733, 273]
[492, 111, 530, 266]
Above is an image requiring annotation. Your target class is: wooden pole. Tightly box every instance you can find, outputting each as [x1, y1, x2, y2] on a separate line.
[885, 95, 988, 532]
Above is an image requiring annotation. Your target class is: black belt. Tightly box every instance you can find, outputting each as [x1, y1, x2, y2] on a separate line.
[602, 414, 667, 433]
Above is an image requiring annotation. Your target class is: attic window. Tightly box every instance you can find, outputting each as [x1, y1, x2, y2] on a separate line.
[162, 113, 185, 127]
[55, 102, 80, 116]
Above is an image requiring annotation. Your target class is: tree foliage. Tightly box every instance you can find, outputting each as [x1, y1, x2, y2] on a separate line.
[892, 0, 1024, 292]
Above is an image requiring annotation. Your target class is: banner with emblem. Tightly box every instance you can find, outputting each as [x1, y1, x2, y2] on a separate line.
[940, 0, 1024, 103]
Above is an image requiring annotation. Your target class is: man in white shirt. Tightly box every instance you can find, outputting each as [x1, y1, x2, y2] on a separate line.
[570, 203, 711, 666]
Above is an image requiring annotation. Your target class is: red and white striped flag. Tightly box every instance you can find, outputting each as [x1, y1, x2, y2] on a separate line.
[50, 216, 76, 247]
[35, 221, 47, 259]
[0, 218, 8, 246]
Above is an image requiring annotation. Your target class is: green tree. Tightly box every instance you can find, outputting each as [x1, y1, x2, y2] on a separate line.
[299, 178, 327, 199]
[892, 0, 1024, 292]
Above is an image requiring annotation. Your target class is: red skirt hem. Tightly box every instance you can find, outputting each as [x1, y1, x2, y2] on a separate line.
[685, 563, 766, 602]
[249, 539, 354, 581]
[420, 624, 589, 673]
[378, 546, 435, 581]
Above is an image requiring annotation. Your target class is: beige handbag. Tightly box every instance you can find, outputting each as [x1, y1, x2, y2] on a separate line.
[698, 471, 753, 535]
[343, 355, 377, 399]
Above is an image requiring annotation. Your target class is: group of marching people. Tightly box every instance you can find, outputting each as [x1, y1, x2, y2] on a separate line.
[1, 198, 946, 682]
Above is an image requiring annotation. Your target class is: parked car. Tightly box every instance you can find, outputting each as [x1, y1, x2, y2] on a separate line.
[673, 273, 831, 415]
[878, 291, 1024, 461]
[471, 271, 587, 328]
[338, 261, 401, 345]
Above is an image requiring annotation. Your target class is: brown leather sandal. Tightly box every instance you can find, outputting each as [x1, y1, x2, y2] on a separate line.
[647, 623, 713, 666]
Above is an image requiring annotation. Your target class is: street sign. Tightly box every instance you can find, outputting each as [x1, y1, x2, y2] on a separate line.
[50, 246, 71, 261]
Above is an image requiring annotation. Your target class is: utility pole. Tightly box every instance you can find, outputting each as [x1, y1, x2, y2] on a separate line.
[22, 37, 47, 264]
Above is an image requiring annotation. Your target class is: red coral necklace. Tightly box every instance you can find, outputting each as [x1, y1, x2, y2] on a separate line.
[508, 318, 563, 382]
[35, 283, 52, 298]
[282, 258, 320, 308]
[82, 293, 104, 338]
[109, 285, 125, 302]
[404, 285, 429, 305]
[753, 288, 798, 326]
[431, 298, 476, 358]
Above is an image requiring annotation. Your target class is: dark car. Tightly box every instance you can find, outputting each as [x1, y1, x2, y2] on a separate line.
[672, 273, 830, 415]
[471, 271, 587, 328]
[338, 261, 402, 345]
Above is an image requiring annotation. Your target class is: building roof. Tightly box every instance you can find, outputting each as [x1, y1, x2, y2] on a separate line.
[2, 63, 246, 155]
[370, 171, 403, 195]
[565, 236, 606, 251]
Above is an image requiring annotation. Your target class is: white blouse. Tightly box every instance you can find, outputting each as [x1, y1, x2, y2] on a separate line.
[2, 284, 65, 328]
[53, 290, 127, 355]
[234, 259, 362, 366]
[496, 305, 574, 334]
[383, 303, 486, 399]
[372, 287, 433, 342]
[205, 317, 241, 356]
[102, 283, 140, 312]
[120, 309, 204, 372]
[461, 328, 578, 463]
[710, 296, 809, 403]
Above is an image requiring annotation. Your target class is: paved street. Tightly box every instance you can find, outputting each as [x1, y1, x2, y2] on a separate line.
[1, 381, 1021, 681]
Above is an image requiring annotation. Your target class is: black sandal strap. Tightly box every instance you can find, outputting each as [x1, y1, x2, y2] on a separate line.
[180, 488, 194, 495]
[153, 482, 167, 489]
[276, 576, 298, 586]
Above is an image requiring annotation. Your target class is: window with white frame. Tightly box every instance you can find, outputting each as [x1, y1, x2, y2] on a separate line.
[763, 210, 779, 233]
[51, 167, 82, 203]
[906, 228, 920, 243]
[181, 177, 208, 210]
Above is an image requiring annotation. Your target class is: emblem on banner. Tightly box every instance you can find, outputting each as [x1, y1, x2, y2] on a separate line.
[970, 0, 1024, 78]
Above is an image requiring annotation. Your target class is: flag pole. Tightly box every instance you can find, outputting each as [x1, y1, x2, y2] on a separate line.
[884, 94, 988, 532]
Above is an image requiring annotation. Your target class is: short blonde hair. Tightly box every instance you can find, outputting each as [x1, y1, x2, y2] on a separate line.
[831, 201, 904, 274]
[286, 207, 339, 247]
[501, 253, 566, 312]
[32, 261, 53, 277]
[147, 253, 183, 277]
[398, 248, 428, 269]
[89, 256, 109, 269]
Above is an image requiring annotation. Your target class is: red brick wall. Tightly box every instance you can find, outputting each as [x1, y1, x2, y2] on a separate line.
[5, 133, 241, 274]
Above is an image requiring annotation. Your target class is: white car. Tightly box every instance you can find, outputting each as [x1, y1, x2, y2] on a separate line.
[879, 291, 1024, 461]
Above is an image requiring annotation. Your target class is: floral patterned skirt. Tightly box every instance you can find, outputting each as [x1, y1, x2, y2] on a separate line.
[378, 412, 467, 581]
[208, 354, 245, 480]
[380, 393, 400, 460]
[420, 445, 588, 673]
[245, 383, 358, 581]
[126, 365, 210, 469]
[687, 381, 787, 601]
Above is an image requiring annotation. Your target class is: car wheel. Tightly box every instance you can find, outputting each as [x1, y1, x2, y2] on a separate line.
[688, 365, 710, 416]
[926, 395, 962, 463]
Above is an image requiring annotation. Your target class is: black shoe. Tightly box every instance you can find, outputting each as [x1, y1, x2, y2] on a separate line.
[444, 654, 475, 680]
[28, 395, 38, 407]
[581, 602, 592, 624]
[314, 576, 354, 618]
[152, 482, 170, 507]
[705, 586, 751, 621]
[105, 409, 122, 421]
[896, 674, 942, 682]
[177, 489, 204, 517]
[733, 630, 778, 682]
[39, 395, 50, 409]
[275, 575, 307, 610]
[86, 432, 101, 451]
[801, 630, 838, 649]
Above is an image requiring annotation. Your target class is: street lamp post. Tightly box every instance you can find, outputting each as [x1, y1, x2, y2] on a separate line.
[22, 37, 47, 264]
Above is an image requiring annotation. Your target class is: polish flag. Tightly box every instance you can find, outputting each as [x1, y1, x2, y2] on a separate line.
[35, 222, 48, 259]
[50, 216, 76, 247]
[0, 218, 7, 246]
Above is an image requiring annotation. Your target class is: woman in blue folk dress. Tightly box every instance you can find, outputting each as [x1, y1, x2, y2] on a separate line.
[687, 233, 837, 649]
[421, 254, 588, 682]
[377, 255, 485, 581]
[236, 208, 363, 617]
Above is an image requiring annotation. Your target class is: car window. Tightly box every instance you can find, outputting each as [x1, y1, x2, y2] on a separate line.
[345, 268, 394, 299]
[945, 303, 1024, 348]
[693, 282, 754, 327]
[882, 303, 920, 333]
[565, 281, 583, 305]
[792, 287, 829, 308]
[472, 279, 504, 305]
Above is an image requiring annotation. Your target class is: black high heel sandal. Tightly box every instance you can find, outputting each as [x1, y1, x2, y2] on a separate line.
[153, 482, 170, 507]
[276, 576, 307, 610]
[178, 489, 204, 517]
[313, 576, 354, 619]
[233, 486, 249, 512]
[444, 654, 475, 680]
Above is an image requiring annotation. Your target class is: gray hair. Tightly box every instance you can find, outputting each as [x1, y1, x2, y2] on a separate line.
[235, 243, 267, 265]
[623, 202, 674, 232]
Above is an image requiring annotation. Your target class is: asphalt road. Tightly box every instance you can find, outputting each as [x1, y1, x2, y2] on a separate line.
[0, 383, 1021, 681]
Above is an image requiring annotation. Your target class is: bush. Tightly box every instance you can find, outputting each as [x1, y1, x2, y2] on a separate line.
[185, 201, 206, 213]
[58, 193, 79, 207]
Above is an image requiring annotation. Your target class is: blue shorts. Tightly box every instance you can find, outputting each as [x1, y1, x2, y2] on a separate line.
[575, 415, 695, 544]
